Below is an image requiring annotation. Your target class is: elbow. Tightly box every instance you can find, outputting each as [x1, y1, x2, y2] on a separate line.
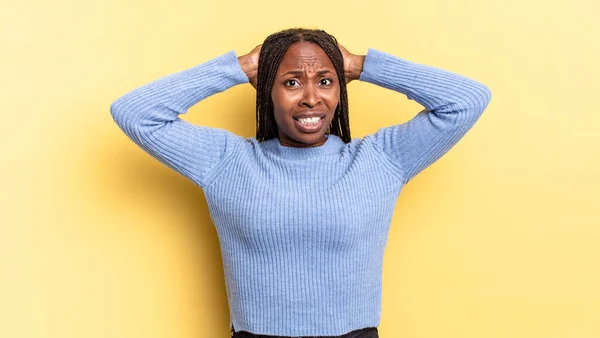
[456, 81, 492, 117]
[110, 94, 134, 128]
[110, 96, 124, 122]
[472, 82, 492, 115]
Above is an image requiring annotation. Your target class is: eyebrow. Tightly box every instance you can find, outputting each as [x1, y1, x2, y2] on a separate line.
[280, 70, 334, 78]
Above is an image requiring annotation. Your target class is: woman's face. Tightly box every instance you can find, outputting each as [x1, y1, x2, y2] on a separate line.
[271, 41, 340, 148]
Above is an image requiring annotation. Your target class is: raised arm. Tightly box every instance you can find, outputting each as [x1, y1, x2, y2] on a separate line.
[357, 49, 492, 184]
[110, 51, 249, 187]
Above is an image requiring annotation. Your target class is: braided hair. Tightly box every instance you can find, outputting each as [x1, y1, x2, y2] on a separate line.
[255, 28, 351, 143]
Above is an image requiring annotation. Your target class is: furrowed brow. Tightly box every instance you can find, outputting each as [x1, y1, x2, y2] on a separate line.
[317, 70, 334, 76]
[280, 69, 334, 78]
[281, 70, 304, 78]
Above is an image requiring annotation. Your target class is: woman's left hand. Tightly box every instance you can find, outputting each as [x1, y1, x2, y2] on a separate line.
[338, 44, 365, 83]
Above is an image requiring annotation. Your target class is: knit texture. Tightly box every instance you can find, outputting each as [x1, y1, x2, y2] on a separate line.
[110, 49, 491, 337]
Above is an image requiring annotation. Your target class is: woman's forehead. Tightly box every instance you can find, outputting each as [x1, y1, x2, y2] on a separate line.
[277, 41, 335, 73]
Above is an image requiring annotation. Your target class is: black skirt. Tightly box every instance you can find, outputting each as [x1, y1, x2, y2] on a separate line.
[231, 326, 379, 338]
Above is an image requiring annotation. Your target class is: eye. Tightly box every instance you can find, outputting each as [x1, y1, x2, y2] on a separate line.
[284, 79, 300, 87]
[319, 78, 333, 86]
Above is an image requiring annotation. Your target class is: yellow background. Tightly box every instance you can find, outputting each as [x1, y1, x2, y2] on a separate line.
[2, 0, 599, 337]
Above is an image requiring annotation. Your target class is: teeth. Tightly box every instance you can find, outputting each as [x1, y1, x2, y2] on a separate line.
[298, 117, 321, 124]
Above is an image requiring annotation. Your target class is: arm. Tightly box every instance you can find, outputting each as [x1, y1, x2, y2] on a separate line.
[110, 51, 249, 187]
[358, 49, 492, 184]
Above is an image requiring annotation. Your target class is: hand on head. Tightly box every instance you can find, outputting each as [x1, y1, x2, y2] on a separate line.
[337, 44, 365, 84]
[238, 44, 262, 89]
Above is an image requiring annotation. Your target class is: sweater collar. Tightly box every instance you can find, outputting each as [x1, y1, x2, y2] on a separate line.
[262, 135, 346, 160]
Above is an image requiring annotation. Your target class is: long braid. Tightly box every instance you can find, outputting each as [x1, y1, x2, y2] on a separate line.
[256, 31, 299, 141]
[255, 28, 351, 143]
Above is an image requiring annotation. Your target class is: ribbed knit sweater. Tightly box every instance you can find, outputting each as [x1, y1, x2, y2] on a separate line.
[110, 48, 491, 337]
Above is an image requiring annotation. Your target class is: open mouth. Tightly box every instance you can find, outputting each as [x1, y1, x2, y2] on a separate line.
[294, 116, 323, 125]
[293, 115, 325, 133]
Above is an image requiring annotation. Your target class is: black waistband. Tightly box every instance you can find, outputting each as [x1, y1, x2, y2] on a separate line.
[231, 325, 378, 338]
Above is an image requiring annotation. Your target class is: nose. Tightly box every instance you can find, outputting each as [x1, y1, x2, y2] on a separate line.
[299, 84, 321, 108]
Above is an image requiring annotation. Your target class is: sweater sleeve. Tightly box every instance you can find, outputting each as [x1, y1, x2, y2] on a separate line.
[110, 51, 249, 187]
[360, 49, 492, 184]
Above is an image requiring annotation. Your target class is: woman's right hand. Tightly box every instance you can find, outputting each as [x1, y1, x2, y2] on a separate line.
[238, 44, 262, 89]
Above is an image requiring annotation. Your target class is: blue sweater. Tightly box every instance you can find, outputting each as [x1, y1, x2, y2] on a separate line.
[110, 49, 491, 336]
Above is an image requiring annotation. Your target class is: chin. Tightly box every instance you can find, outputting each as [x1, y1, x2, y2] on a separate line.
[281, 129, 328, 147]
[299, 133, 327, 144]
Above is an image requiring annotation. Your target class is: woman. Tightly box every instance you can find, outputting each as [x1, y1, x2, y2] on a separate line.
[110, 28, 491, 338]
